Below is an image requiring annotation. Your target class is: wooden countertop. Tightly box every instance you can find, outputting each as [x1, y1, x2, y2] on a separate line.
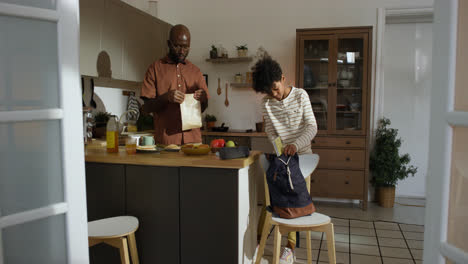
[85, 147, 261, 169]
[202, 131, 267, 137]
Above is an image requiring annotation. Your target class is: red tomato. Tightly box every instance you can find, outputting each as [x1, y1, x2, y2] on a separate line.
[210, 139, 225, 148]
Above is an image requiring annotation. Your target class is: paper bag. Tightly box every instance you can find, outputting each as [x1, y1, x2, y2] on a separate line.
[180, 94, 202, 131]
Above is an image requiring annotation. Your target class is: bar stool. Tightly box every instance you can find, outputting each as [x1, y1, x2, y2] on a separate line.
[256, 154, 336, 264]
[88, 216, 140, 264]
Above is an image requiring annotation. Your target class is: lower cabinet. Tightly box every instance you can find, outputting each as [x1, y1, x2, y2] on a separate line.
[126, 166, 179, 264]
[85, 163, 240, 264]
[179, 168, 238, 264]
[86, 163, 126, 264]
[310, 135, 369, 209]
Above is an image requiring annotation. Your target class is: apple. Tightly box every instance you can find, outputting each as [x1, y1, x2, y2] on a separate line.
[210, 139, 225, 148]
[225, 140, 236, 147]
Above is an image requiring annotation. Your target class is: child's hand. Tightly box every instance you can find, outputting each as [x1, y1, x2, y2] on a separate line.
[284, 144, 297, 156]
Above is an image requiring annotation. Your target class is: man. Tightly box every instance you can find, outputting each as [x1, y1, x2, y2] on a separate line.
[141, 24, 209, 145]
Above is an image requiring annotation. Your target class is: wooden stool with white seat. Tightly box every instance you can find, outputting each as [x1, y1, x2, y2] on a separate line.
[256, 154, 336, 264]
[88, 216, 140, 264]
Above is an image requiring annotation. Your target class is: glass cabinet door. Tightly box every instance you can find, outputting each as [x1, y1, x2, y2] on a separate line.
[301, 37, 332, 132]
[335, 35, 366, 133]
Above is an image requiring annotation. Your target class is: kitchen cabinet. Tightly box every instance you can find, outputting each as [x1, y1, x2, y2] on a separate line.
[80, 0, 171, 81]
[126, 166, 180, 264]
[85, 150, 260, 264]
[85, 163, 125, 264]
[296, 26, 372, 209]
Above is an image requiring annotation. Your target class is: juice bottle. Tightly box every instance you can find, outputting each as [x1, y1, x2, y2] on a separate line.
[106, 115, 119, 153]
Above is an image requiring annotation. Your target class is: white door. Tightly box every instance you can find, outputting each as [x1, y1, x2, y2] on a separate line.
[424, 0, 468, 263]
[0, 0, 89, 263]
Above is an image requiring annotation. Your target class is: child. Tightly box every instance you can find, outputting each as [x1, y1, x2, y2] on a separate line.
[252, 56, 317, 264]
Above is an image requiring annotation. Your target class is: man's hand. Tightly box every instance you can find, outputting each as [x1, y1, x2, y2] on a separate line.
[283, 144, 297, 156]
[194, 89, 207, 102]
[167, 90, 185, 104]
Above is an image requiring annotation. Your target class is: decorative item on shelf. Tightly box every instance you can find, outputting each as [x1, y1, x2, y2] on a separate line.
[218, 44, 228, 58]
[370, 118, 418, 208]
[255, 122, 264, 132]
[255, 46, 269, 59]
[236, 44, 248, 57]
[235, 73, 243, 83]
[210, 45, 218, 59]
[204, 114, 217, 130]
[246, 72, 253, 84]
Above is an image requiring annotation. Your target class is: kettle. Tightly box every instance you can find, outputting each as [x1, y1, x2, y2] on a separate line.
[119, 109, 139, 134]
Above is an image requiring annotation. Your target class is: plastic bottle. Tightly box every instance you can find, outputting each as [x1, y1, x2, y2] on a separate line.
[106, 115, 119, 153]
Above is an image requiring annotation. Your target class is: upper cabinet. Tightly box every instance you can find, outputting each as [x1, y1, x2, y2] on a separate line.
[296, 27, 371, 136]
[79, 0, 171, 82]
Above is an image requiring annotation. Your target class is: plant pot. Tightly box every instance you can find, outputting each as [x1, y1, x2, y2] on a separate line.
[93, 126, 107, 139]
[377, 186, 396, 208]
[206, 121, 215, 130]
[237, 49, 248, 57]
[210, 50, 218, 59]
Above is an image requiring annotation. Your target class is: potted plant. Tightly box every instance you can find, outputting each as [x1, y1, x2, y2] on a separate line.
[93, 111, 111, 138]
[236, 44, 248, 57]
[204, 114, 217, 130]
[210, 45, 218, 59]
[370, 118, 418, 208]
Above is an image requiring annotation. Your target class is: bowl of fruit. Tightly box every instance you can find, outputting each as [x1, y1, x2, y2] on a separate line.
[181, 144, 211, 155]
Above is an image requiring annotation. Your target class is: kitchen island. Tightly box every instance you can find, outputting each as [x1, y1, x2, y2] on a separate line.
[85, 147, 262, 264]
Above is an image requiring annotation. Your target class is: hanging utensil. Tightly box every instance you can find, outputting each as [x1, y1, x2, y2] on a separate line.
[217, 78, 221, 95]
[224, 83, 229, 107]
[90, 78, 97, 108]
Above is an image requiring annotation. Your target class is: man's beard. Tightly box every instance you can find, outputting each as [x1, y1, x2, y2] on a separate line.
[169, 52, 186, 64]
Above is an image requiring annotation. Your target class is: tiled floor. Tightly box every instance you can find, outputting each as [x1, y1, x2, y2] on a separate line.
[259, 217, 425, 264]
[256, 198, 426, 263]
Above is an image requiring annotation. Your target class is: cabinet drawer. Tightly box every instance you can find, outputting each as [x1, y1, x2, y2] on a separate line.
[314, 149, 365, 170]
[312, 136, 366, 148]
[310, 169, 364, 198]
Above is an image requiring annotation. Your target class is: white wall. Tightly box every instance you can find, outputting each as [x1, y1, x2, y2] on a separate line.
[151, 0, 433, 130]
[383, 23, 432, 198]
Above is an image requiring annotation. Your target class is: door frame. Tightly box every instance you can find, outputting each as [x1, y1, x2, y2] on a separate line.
[0, 1, 89, 263]
[424, 0, 468, 263]
[373, 6, 433, 140]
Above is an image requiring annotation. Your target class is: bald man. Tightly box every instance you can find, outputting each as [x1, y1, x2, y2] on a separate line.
[141, 24, 209, 145]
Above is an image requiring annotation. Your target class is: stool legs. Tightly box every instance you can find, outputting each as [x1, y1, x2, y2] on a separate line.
[256, 215, 272, 264]
[325, 223, 336, 264]
[306, 231, 313, 264]
[118, 237, 130, 264]
[128, 233, 140, 264]
[272, 225, 282, 264]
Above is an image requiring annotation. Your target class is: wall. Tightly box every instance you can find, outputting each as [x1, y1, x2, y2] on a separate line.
[151, 0, 434, 130]
[383, 23, 432, 198]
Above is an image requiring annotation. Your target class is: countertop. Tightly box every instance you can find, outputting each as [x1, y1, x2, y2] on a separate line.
[201, 131, 267, 137]
[85, 147, 261, 169]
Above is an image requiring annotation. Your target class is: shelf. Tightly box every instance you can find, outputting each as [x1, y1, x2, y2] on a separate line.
[304, 58, 329, 62]
[230, 83, 252, 88]
[336, 111, 361, 114]
[304, 87, 328, 90]
[206, 57, 253, 63]
[337, 87, 362, 90]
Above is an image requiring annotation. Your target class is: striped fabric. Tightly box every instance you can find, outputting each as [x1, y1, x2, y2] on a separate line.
[126, 94, 140, 121]
[262, 87, 317, 155]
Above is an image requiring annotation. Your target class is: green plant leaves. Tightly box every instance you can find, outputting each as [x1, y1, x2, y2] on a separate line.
[369, 118, 418, 187]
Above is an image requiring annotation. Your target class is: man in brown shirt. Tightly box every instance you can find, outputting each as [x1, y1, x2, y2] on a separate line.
[141, 24, 209, 145]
